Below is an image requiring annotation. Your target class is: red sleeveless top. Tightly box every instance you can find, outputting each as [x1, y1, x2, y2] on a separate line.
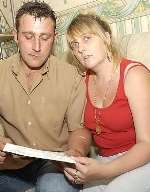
[84, 59, 144, 156]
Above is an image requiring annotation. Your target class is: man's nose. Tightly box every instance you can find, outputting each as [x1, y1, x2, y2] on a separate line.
[32, 38, 41, 52]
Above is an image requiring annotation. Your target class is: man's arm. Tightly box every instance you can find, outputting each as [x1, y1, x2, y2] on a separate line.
[66, 68, 91, 157]
[67, 128, 92, 157]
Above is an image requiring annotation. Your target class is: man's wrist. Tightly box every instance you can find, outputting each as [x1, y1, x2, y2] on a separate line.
[66, 148, 85, 157]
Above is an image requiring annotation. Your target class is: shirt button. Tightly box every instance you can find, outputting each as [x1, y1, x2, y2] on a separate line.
[27, 100, 31, 105]
[33, 142, 36, 146]
[28, 121, 32, 126]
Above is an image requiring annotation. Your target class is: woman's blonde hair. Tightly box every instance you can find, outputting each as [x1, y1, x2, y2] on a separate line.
[67, 14, 122, 69]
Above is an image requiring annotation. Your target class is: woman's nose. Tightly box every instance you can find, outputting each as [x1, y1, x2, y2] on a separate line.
[78, 43, 86, 53]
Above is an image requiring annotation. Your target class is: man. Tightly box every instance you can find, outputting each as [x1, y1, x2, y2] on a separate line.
[0, 1, 91, 192]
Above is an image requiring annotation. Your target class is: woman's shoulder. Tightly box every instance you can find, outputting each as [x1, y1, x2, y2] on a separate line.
[120, 58, 149, 77]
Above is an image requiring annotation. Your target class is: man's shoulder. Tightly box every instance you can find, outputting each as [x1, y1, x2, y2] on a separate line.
[48, 55, 83, 83]
[49, 55, 75, 69]
[49, 55, 82, 77]
[0, 54, 18, 67]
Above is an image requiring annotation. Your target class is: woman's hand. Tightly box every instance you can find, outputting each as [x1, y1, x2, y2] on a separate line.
[64, 156, 107, 184]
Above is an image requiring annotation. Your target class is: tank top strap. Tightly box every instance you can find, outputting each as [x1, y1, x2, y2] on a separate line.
[118, 58, 148, 98]
[120, 58, 149, 82]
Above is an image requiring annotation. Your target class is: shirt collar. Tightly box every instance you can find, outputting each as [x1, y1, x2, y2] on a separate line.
[11, 53, 49, 76]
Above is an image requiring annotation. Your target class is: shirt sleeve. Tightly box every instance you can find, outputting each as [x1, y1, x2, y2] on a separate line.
[66, 72, 86, 131]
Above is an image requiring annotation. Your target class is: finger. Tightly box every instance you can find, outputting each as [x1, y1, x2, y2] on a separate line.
[0, 136, 12, 144]
[0, 143, 5, 151]
[65, 169, 85, 184]
[0, 156, 6, 164]
[73, 156, 89, 165]
[75, 162, 88, 177]
[0, 151, 6, 157]
[74, 177, 84, 184]
[73, 170, 85, 184]
[64, 170, 74, 183]
[74, 169, 82, 179]
[64, 167, 76, 177]
[0, 151, 6, 164]
[0, 137, 13, 151]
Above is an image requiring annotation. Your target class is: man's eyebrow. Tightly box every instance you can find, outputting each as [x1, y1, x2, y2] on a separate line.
[22, 31, 34, 35]
[22, 32, 52, 36]
[40, 32, 52, 36]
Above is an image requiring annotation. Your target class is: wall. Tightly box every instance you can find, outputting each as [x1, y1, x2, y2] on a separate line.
[54, 0, 150, 57]
[12, 0, 95, 13]
[0, 0, 150, 59]
[0, 0, 96, 29]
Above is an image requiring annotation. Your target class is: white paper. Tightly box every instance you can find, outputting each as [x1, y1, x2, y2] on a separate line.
[3, 143, 75, 164]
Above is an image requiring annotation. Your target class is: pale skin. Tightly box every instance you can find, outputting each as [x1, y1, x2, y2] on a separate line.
[64, 32, 150, 184]
[0, 14, 91, 167]
[0, 136, 12, 164]
[13, 14, 56, 90]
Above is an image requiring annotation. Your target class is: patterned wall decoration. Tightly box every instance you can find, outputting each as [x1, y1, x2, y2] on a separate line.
[0, 0, 17, 59]
[0, 0, 150, 59]
[54, 0, 150, 57]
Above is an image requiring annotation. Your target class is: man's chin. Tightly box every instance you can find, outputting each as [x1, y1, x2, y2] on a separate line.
[21, 56, 49, 70]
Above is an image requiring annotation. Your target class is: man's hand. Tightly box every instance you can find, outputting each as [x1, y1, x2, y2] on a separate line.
[65, 148, 84, 157]
[0, 136, 13, 164]
[67, 128, 92, 157]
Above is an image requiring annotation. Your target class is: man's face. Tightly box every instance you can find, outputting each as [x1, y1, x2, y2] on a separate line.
[14, 14, 55, 70]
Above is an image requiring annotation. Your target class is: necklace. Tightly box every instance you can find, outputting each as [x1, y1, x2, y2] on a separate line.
[92, 70, 116, 135]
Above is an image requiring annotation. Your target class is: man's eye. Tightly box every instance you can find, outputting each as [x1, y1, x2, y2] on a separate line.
[41, 36, 50, 41]
[25, 35, 33, 40]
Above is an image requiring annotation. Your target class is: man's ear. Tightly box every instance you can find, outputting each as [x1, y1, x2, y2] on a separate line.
[12, 29, 18, 43]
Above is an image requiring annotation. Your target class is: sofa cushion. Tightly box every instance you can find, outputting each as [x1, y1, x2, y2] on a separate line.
[120, 32, 150, 69]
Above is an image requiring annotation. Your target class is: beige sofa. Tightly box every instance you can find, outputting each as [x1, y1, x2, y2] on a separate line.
[120, 31, 150, 69]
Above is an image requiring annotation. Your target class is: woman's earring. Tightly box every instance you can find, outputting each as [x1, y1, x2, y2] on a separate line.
[107, 52, 112, 62]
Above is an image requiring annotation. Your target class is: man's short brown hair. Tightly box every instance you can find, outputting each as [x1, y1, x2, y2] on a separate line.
[15, 1, 56, 32]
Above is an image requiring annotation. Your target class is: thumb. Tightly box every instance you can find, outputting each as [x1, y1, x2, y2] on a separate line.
[0, 136, 13, 150]
[74, 156, 89, 165]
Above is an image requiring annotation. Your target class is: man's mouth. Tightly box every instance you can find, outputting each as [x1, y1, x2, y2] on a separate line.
[29, 54, 40, 58]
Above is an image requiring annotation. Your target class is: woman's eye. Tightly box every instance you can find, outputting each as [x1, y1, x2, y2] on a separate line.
[83, 36, 91, 42]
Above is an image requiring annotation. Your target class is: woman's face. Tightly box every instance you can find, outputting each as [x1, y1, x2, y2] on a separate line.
[70, 33, 108, 70]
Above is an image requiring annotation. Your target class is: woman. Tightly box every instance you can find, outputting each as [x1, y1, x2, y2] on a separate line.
[64, 14, 150, 192]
